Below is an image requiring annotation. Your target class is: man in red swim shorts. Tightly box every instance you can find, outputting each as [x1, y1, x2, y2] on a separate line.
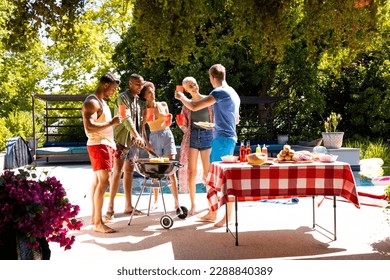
[82, 72, 121, 233]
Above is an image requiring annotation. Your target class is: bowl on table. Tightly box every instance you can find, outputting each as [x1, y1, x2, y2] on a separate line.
[221, 155, 239, 163]
[318, 154, 338, 163]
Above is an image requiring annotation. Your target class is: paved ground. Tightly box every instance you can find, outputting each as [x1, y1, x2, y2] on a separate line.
[28, 162, 390, 260]
[2, 161, 390, 279]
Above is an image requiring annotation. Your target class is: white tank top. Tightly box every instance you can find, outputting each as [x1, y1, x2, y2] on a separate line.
[86, 94, 116, 149]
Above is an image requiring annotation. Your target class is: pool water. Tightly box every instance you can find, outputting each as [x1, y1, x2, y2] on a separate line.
[357, 165, 390, 187]
[114, 175, 206, 195]
[353, 171, 373, 186]
[127, 177, 376, 195]
[116, 169, 387, 195]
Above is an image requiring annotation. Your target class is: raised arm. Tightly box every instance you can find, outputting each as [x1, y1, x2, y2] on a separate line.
[175, 91, 216, 111]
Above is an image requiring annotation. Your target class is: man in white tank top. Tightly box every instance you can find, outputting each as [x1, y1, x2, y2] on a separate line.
[82, 72, 121, 233]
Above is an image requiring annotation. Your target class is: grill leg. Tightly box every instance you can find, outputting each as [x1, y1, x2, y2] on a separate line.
[147, 182, 153, 216]
[128, 177, 147, 226]
[160, 179, 167, 214]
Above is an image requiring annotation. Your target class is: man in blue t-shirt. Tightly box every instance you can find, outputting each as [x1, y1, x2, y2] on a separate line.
[175, 63, 240, 227]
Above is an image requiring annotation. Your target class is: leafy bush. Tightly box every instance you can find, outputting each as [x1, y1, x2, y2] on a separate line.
[344, 138, 390, 165]
[385, 185, 390, 201]
[4, 111, 35, 140]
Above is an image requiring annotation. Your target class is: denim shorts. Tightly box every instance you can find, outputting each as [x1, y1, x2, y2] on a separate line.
[149, 128, 177, 156]
[189, 127, 213, 151]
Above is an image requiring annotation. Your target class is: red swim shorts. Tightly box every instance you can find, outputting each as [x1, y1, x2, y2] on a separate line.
[87, 144, 115, 171]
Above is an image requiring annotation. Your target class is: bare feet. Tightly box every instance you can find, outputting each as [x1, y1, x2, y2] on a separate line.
[198, 211, 217, 222]
[103, 211, 115, 223]
[151, 201, 159, 210]
[214, 215, 232, 228]
[93, 224, 116, 233]
[125, 208, 143, 215]
[188, 206, 196, 216]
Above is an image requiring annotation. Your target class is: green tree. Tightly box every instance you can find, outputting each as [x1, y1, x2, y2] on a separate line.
[2, 0, 86, 52]
[123, 0, 389, 141]
[0, 0, 134, 148]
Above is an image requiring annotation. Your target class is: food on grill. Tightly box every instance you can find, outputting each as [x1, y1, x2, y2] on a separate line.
[149, 158, 164, 163]
[247, 153, 267, 165]
[277, 145, 295, 161]
[149, 158, 169, 163]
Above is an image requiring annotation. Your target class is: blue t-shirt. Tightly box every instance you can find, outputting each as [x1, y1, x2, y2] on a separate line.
[210, 85, 240, 141]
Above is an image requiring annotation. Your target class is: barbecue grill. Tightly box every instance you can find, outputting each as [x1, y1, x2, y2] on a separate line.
[128, 159, 188, 229]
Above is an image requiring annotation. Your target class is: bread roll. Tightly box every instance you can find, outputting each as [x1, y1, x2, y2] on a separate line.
[247, 153, 267, 165]
[277, 145, 294, 161]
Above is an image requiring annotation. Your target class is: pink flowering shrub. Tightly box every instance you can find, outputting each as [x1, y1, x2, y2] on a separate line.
[0, 168, 83, 250]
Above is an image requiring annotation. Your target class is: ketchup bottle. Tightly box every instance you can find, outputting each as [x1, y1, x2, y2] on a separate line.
[246, 140, 252, 161]
[239, 140, 247, 162]
[262, 144, 268, 161]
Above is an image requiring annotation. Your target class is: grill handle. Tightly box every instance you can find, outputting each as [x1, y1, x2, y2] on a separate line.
[174, 162, 184, 168]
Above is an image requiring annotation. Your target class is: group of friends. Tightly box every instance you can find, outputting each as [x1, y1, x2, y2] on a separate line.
[82, 64, 241, 233]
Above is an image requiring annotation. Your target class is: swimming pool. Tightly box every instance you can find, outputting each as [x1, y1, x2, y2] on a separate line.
[116, 176, 206, 195]
[116, 166, 389, 195]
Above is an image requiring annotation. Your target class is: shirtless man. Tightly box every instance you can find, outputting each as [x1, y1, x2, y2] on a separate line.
[82, 72, 121, 233]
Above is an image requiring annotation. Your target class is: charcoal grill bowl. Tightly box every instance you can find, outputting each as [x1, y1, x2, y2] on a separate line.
[135, 159, 182, 179]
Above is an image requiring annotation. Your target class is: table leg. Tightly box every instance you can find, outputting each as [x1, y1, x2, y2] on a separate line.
[225, 202, 228, 233]
[312, 196, 316, 229]
[333, 196, 337, 241]
[312, 196, 337, 240]
[235, 197, 238, 246]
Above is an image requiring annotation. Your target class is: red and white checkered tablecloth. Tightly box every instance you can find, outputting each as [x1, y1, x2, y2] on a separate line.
[205, 161, 360, 211]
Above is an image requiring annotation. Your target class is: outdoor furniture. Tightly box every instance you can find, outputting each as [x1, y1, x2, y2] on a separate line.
[35, 142, 88, 159]
[205, 161, 360, 245]
[32, 94, 88, 162]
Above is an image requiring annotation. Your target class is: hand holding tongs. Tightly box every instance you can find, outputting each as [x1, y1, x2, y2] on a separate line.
[140, 143, 159, 158]
[146, 148, 159, 158]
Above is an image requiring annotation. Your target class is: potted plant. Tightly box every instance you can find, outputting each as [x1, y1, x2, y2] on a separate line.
[0, 167, 83, 259]
[321, 112, 344, 149]
[274, 118, 289, 145]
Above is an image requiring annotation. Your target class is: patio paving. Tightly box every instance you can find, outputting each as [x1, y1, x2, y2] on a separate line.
[33, 161, 390, 261]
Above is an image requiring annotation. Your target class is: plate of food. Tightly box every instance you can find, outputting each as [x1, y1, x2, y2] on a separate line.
[194, 121, 215, 129]
[274, 160, 295, 164]
[293, 160, 314, 164]
[318, 154, 338, 163]
[247, 153, 268, 165]
[221, 155, 239, 163]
